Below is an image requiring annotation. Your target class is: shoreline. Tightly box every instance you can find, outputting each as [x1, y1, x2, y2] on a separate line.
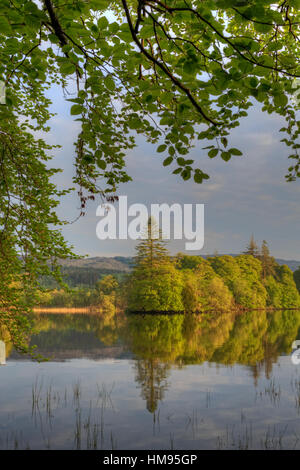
[33, 307, 96, 314]
[33, 306, 300, 315]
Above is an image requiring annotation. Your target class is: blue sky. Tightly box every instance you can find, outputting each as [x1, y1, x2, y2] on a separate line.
[45, 85, 300, 260]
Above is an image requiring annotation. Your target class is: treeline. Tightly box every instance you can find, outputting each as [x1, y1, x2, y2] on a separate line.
[37, 222, 300, 311]
[40, 267, 126, 288]
[37, 274, 121, 312]
[125, 222, 300, 312]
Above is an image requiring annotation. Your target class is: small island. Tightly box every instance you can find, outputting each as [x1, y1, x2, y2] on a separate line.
[36, 220, 300, 315]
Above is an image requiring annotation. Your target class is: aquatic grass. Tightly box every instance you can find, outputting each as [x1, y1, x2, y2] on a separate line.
[110, 431, 117, 450]
[205, 389, 213, 408]
[185, 409, 204, 439]
[96, 382, 114, 410]
[74, 407, 82, 450]
[72, 380, 81, 408]
[261, 424, 288, 450]
[291, 377, 300, 413]
[31, 376, 43, 416]
[255, 377, 281, 406]
[169, 433, 174, 450]
[216, 423, 253, 450]
[264, 378, 281, 406]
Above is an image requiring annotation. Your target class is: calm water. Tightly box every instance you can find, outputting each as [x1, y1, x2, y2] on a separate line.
[0, 310, 300, 450]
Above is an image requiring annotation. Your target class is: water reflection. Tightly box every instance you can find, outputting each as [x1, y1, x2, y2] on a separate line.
[3, 309, 300, 373]
[1, 309, 300, 449]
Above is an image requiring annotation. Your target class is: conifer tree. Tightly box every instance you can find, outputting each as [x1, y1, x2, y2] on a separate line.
[133, 217, 169, 273]
[127, 217, 184, 312]
[259, 240, 276, 279]
[243, 235, 259, 258]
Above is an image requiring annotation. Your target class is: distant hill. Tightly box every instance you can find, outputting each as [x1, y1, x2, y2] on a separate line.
[59, 256, 132, 272]
[47, 254, 300, 287]
[59, 255, 300, 273]
[273, 258, 300, 272]
[41, 257, 132, 288]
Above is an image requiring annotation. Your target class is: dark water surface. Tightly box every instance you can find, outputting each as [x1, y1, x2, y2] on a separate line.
[0, 310, 300, 450]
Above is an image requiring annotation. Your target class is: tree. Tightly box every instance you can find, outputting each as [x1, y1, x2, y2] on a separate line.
[127, 217, 184, 311]
[294, 267, 300, 293]
[180, 256, 233, 311]
[96, 275, 118, 296]
[275, 264, 300, 308]
[95, 274, 119, 313]
[133, 217, 170, 271]
[210, 254, 268, 308]
[1, 0, 300, 348]
[243, 235, 259, 257]
[259, 240, 276, 279]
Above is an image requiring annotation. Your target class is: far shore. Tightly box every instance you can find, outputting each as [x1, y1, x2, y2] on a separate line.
[33, 306, 300, 315]
[33, 307, 97, 314]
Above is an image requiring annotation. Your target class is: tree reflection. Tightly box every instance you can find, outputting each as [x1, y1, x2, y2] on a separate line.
[1, 308, 300, 413]
[134, 359, 170, 413]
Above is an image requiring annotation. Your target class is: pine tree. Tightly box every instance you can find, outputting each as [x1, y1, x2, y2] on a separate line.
[127, 217, 184, 311]
[133, 217, 169, 272]
[259, 240, 276, 279]
[243, 235, 259, 258]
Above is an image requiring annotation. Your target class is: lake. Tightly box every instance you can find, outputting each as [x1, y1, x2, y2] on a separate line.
[0, 309, 300, 450]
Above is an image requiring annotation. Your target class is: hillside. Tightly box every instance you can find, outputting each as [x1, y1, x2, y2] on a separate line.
[59, 255, 300, 272]
[59, 256, 132, 272]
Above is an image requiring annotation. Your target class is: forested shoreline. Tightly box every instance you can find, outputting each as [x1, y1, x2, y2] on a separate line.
[37, 226, 300, 313]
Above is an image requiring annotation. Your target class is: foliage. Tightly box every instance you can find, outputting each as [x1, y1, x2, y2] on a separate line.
[126, 218, 184, 311]
[243, 235, 259, 257]
[209, 254, 267, 308]
[274, 263, 300, 308]
[294, 266, 300, 293]
[36, 252, 300, 312]
[37, 286, 98, 307]
[258, 240, 276, 279]
[180, 257, 233, 311]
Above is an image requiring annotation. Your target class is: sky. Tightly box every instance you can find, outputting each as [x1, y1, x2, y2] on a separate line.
[44, 85, 300, 260]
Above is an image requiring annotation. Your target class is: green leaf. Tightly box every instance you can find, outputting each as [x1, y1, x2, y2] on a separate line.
[181, 169, 191, 180]
[70, 104, 84, 115]
[97, 160, 107, 170]
[104, 75, 116, 91]
[194, 172, 203, 183]
[177, 157, 185, 166]
[208, 148, 219, 158]
[128, 117, 142, 129]
[221, 151, 231, 162]
[229, 148, 243, 156]
[163, 156, 173, 166]
[168, 146, 175, 156]
[274, 94, 288, 107]
[221, 137, 228, 148]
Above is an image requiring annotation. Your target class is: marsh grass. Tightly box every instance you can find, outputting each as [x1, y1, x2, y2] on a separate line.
[96, 382, 114, 410]
[216, 418, 253, 450]
[205, 389, 213, 408]
[261, 424, 288, 450]
[291, 377, 300, 413]
[2, 372, 300, 450]
[255, 377, 281, 406]
[185, 409, 204, 439]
